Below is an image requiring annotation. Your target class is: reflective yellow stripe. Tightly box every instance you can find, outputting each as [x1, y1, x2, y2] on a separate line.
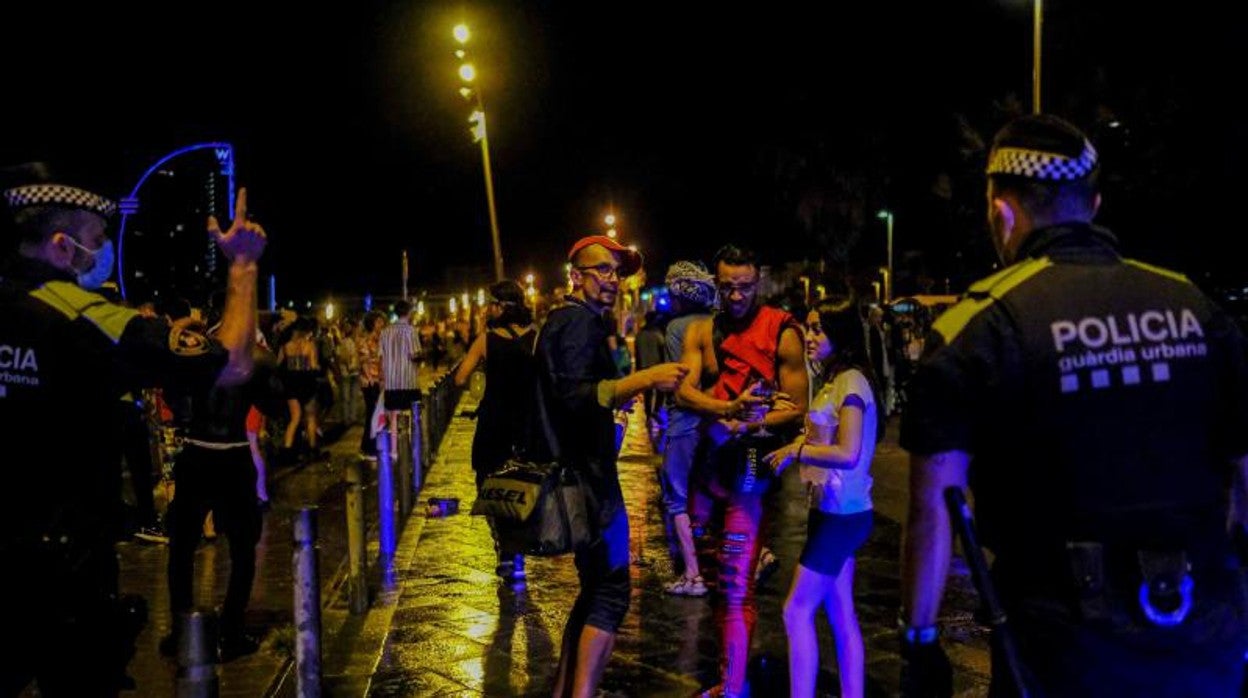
[29, 284, 79, 320]
[1125, 259, 1190, 285]
[933, 258, 1052, 343]
[30, 280, 137, 343]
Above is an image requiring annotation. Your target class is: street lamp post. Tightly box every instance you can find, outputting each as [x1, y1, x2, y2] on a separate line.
[877, 210, 894, 302]
[454, 23, 505, 282]
[1033, 0, 1043, 114]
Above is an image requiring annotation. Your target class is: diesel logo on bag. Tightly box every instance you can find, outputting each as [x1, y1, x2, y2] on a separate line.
[471, 467, 544, 522]
[481, 487, 529, 504]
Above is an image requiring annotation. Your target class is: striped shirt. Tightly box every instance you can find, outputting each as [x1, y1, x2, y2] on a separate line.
[379, 319, 422, 391]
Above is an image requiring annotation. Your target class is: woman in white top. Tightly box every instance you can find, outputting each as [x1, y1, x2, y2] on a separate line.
[765, 297, 879, 698]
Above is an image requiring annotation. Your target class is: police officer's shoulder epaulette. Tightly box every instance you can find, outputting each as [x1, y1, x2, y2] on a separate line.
[30, 279, 138, 343]
[933, 257, 1052, 344]
[1124, 259, 1191, 285]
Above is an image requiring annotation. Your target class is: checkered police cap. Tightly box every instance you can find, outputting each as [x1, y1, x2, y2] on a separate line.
[986, 140, 1098, 181]
[2, 183, 117, 218]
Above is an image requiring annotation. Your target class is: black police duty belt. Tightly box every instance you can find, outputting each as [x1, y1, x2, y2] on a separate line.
[1065, 541, 1194, 627]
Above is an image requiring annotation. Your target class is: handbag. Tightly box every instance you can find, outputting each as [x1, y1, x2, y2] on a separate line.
[470, 342, 592, 556]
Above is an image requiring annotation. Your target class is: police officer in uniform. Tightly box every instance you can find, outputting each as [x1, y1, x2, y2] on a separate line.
[0, 170, 266, 696]
[898, 114, 1248, 696]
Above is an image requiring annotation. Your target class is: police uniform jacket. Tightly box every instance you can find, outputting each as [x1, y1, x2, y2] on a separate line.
[0, 257, 226, 550]
[900, 223, 1248, 586]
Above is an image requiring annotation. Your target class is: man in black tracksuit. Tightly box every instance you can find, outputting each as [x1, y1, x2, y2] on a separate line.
[899, 115, 1248, 696]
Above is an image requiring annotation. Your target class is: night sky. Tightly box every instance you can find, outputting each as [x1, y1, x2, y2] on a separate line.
[2, 1, 1243, 302]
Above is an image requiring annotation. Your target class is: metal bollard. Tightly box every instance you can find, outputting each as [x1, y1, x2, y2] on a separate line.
[175, 610, 219, 698]
[418, 395, 431, 472]
[410, 398, 424, 490]
[397, 411, 413, 518]
[293, 507, 323, 697]
[376, 430, 396, 559]
[343, 460, 368, 615]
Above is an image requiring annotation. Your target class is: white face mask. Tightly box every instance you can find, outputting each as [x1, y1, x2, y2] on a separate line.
[68, 236, 115, 290]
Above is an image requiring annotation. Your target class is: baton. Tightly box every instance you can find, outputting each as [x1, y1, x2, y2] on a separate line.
[944, 486, 1031, 698]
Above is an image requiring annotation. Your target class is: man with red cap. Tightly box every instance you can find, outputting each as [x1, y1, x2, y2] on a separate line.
[537, 235, 689, 697]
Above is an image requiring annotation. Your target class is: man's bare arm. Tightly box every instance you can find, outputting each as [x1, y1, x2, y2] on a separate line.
[674, 317, 753, 418]
[901, 449, 970, 628]
[762, 325, 807, 430]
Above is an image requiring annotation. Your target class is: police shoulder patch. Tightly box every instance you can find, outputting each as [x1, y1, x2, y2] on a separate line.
[169, 324, 211, 356]
[934, 258, 1052, 344]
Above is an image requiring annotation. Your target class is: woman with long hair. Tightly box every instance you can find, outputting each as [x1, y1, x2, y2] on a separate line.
[453, 279, 539, 584]
[764, 296, 879, 698]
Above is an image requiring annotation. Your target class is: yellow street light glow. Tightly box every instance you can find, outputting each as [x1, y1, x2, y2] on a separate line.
[416, 301, 425, 316]
[325, 302, 335, 321]
[477, 288, 486, 306]
[449, 298, 458, 315]
[628, 244, 638, 252]
[455, 49, 466, 59]
[453, 24, 470, 44]
[461, 292, 470, 310]
[458, 63, 476, 83]
[525, 273, 535, 286]
[606, 228, 617, 238]
[604, 214, 616, 226]
[458, 87, 474, 100]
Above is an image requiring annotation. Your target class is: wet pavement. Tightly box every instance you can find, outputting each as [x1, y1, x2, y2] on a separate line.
[108, 374, 991, 697]
[368, 392, 992, 697]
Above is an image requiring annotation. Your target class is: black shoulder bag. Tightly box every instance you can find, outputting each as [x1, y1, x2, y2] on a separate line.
[470, 332, 591, 556]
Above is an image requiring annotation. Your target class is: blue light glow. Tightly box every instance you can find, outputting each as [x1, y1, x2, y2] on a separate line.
[116, 142, 235, 300]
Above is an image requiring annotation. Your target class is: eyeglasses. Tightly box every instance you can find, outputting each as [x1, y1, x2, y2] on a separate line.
[718, 281, 758, 296]
[576, 263, 621, 280]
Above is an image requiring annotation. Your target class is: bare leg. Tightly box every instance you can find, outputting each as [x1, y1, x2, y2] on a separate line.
[248, 431, 269, 502]
[282, 399, 301, 449]
[387, 410, 401, 460]
[552, 612, 582, 698]
[783, 563, 826, 698]
[305, 401, 319, 450]
[824, 558, 864, 698]
[571, 626, 616, 698]
[674, 512, 700, 579]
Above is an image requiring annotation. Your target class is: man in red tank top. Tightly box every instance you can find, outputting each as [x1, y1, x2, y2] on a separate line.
[677, 245, 808, 697]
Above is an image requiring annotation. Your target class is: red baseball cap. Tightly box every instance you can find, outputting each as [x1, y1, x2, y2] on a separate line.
[566, 235, 643, 277]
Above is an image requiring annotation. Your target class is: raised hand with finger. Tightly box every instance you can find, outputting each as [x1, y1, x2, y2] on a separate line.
[209, 188, 267, 263]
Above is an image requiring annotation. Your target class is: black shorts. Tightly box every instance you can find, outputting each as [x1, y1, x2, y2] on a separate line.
[383, 389, 422, 411]
[799, 509, 873, 577]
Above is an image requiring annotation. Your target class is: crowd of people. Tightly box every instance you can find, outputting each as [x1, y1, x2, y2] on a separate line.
[4, 111, 1248, 698]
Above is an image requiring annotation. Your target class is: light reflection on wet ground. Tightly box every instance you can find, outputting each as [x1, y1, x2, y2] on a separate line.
[369, 394, 990, 697]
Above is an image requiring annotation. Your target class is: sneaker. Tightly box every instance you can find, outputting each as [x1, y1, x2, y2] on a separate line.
[754, 548, 779, 584]
[134, 526, 169, 544]
[218, 631, 262, 662]
[665, 574, 709, 597]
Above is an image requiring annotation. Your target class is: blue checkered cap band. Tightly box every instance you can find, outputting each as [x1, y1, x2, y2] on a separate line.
[987, 140, 1098, 181]
[2, 183, 117, 217]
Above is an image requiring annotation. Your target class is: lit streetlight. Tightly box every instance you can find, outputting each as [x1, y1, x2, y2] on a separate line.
[877, 209, 894, 302]
[604, 213, 616, 226]
[453, 22, 505, 281]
